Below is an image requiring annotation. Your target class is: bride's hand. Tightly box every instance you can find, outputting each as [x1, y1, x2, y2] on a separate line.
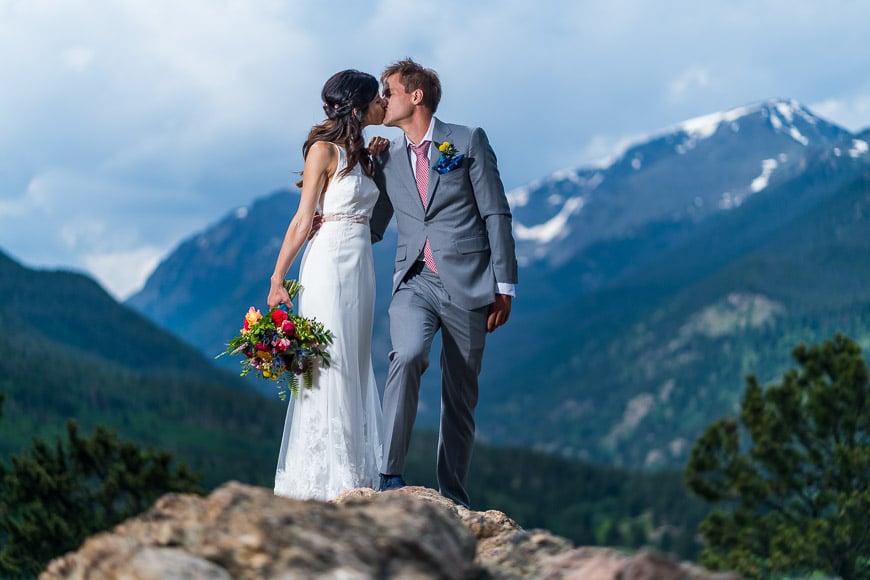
[367, 136, 389, 157]
[268, 282, 292, 311]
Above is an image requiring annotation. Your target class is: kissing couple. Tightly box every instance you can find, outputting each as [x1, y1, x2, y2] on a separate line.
[268, 59, 517, 508]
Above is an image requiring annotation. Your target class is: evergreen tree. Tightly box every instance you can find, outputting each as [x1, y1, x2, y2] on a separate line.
[0, 395, 202, 576]
[684, 333, 870, 579]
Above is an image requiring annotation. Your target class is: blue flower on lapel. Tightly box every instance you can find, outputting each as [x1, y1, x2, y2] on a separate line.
[433, 141, 465, 174]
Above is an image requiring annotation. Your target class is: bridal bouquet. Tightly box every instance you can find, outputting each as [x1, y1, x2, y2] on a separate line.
[217, 280, 334, 400]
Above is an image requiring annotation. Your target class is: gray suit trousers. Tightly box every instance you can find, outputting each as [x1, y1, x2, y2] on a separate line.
[381, 262, 488, 507]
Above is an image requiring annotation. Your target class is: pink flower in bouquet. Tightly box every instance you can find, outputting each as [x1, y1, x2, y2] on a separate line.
[271, 309, 288, 325]
[275, 338, 291, 352]
[255, 342, 267, 351]
[281, 320, 296, 336]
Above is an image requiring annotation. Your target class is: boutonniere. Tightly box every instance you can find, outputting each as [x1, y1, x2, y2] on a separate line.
[433, 141, 465, 174]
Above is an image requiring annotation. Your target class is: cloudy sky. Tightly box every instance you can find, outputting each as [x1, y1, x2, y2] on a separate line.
[2, 0, 870, 299]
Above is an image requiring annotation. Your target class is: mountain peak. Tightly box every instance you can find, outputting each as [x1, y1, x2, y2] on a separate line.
[518, 98, 845, 193]
[671, 97, 839, 147]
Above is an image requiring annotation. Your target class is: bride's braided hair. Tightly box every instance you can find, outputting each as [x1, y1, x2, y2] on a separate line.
[297, 70, 379, 188]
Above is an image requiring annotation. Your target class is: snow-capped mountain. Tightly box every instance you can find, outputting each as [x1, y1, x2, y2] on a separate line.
[509, 98, 862, 269]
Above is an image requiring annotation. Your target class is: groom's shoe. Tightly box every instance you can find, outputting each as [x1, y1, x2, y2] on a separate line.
[377, 473, 407, 492]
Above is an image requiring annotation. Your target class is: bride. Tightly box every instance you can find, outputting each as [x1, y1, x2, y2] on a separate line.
[268, 70, 385, 500]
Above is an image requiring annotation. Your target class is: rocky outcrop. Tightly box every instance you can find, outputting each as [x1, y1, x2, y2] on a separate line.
[43, 483, 739, 579]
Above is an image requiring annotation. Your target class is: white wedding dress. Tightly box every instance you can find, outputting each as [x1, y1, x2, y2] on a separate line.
[274, 144, 383, 501]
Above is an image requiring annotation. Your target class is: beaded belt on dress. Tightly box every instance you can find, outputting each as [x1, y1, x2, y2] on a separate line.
[322, 213, 368, 224]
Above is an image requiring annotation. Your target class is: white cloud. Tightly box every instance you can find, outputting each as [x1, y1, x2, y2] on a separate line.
[83, 246, 164, 299]
[0, 168, 205, 298]
[811, 91, 870, 132]
[62, 46, 95, 72]
[668, 67, 712, 102]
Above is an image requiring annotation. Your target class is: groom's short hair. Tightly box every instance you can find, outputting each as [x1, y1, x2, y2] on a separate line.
[382, 58, 442, 113]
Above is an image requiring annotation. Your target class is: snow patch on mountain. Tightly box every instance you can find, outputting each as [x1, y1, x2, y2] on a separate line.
[774, 100, 818, 126]
[771, 118, 808, 145]
[506, 186, 531, 208]
[585, 173, 605, 189]
[750, 158, 779, 193]
[767, 99, 817, 145]
[507, 169, 602, 212]
[718, 192, 740, 210]
[551, 168, 587, 185]
[849, 139, 869, 158]
[514, 196, 585, 243]
[718, 153, 780, 209]
[679, 105, 753, 140]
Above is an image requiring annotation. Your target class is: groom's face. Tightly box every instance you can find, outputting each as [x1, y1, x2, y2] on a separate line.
[382, 74, 414, 127]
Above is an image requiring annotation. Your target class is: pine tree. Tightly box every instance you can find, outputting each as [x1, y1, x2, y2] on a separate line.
[0, 394, 202, 576]
[684, 333, 870, 579]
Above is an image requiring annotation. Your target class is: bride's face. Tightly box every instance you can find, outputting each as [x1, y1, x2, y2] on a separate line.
[362, 94, 386, 127]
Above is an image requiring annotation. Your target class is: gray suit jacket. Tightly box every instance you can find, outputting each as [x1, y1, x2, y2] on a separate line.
[370, 118, 518, 311]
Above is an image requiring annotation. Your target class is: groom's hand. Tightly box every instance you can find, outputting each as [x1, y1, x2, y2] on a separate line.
[487, 294, 512, 333]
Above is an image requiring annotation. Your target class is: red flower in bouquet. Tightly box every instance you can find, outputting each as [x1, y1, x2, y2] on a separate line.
[271, 309, 288, 325]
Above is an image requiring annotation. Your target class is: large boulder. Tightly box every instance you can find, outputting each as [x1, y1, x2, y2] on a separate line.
[43, 483, 739, 579]
[42, 482, 480, 579]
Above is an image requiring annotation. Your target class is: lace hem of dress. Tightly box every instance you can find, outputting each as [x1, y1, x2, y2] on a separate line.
[273, 400, 381, 502]
[274, 466, 378, 502]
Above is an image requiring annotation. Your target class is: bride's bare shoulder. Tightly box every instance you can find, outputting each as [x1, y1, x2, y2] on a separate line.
[305, 141, 338, 171]
[307, 140, 339, 158]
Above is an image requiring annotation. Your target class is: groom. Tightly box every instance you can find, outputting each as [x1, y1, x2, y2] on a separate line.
[370, 59, 518, 508]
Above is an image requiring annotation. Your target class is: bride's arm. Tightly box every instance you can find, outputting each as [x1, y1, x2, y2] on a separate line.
[267, 141, 335, 309]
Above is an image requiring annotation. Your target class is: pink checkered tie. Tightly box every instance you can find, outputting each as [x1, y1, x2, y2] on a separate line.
[410, 141, 438, 273]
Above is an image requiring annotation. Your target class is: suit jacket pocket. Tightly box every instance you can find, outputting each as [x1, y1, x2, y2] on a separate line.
[439, 164, 467, 180]
[454, 235, 490, 254]
[395, 245, 407, 262]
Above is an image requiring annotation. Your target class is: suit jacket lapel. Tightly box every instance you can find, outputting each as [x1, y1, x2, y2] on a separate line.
[426, 119, 450, 213]
[389, 138, 420, 212]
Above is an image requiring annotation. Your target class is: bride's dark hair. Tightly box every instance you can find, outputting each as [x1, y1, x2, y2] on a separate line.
[296, 69, 379, 188]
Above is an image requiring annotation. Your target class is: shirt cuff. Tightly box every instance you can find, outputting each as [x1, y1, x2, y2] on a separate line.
[496, 282, 516, 297]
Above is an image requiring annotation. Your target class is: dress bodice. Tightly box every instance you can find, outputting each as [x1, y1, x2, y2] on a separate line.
[318, 145, 380, 219]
